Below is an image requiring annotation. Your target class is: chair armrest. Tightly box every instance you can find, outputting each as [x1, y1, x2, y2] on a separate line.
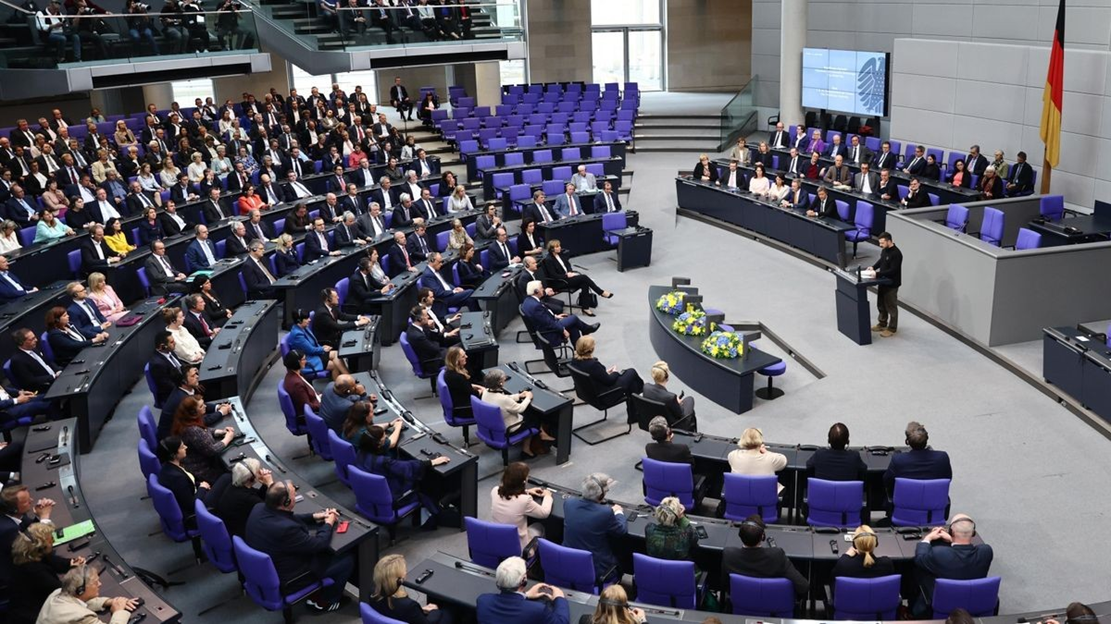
[695, 569, 709, 604]
[596, 385, 626, 403]
[394, 489, 417, 511]
[595, 564, 619, 589]
[279, 570, 319, 596]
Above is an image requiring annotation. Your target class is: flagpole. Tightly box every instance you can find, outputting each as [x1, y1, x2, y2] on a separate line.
[1041, 153, 1053, 194]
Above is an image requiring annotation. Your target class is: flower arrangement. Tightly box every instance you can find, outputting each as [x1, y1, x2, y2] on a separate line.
[673, 310, 712, 336]
[701, 331, 744, 359]
[655, 291, 687, 316]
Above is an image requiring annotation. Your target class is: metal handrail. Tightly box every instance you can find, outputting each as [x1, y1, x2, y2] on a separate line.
[718, 76, 759, 151]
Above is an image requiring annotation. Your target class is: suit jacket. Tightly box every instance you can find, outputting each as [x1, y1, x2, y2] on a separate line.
[806, 448, 867, 481]
[46, 327, 88, 367]
[313, 304, 358, 348]
[876, 178, 899, 201]
[784, 188, 809, 210]
[10, 349, 57, 393]
[244, 505, 336, 589]
[225, 234, 250, 257]
[79, 238, 119, 275]
[391, 203, 417, 228]
[642, 383, 690, 428]
[903, 190, 932, 208]
[476, 592, 570, 624]
[274, 249, 300, 277]
[593, 191, 622, 213]
[170, 183, 195, 204]
[244, 219, 273, 242]
[808, 197, 838, 219]
[1008, 161, 1034, 194]
[846, 145, 873, 166]
[0, 271, 30, 302]
[332, 222, 360, 248]
[406, 323, 445, 372]
[645, 441, 693, 466]
[148, 351, 183, 405]
[692, 162, 718, 184]
[67, 299, 107, 338]
[823, 165, 852, 186]
[522, 296, 567, 346]
[965, 154, 988, 176]
[883, 448, 952, 491]
[303, 229, 333, 262]
[370, 187, 396, 212]
[348, 269, 387, 311]
[553, 193, 584, 218]
[903, 155, 926, 175]
[185, 238, 219, 270]
[125, 192, 156, 218]
[202, 198, 226, 224]
[769, 130, 789, 148]
[562, 497, 628, 578]
[159, 211, 190, 237]
[522, 201, 558, 225]
[3, 196, 39, 227]
[721, 546, 809, 597]
[791, 134, 810, 151]
[338, 194, 363, 219]
[214, 482, 265, 538]
[159, 462, 205, 523]
[242, 257, 276, 298]
[540, 253, 574, 283]
[487, 240, 514, 271]
[386, 244, 414, 277]
[873, 151, 898, 171]
[853, 171, 879, 195]
[569, 172, 596, 191]
[914, 541, 994, 599]
[420, 266, 454, 301]
[184, 310, 215, 348]
[406, 232, 434, 262]
[980, 175, 1003, 200]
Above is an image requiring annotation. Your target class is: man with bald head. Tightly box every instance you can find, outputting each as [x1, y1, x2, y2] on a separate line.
[914, 513, 992, 616]
[318, 373, 375, 433]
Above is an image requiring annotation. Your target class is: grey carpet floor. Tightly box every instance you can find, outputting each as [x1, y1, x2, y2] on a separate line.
[79, 127, 1111, 621]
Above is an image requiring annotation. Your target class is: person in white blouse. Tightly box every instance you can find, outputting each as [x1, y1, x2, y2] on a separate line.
[159, 158, 182, 188]
[162, 307, 205, 364]
[186, 152, 207, 183]
[727, 427, 788, 493]
[479, 368, 541, 453]
[448, 185, 472, 213]
[0, 220, 22, 254]
[766, 173, 790, 202]
[489, 462, 553, 549]
[210, 145, 232, 179]
[747, 163, 771, 195]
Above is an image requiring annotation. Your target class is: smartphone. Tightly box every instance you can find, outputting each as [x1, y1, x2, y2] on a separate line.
[694, 525, 708, 540]
[415, 569, 434, 584]
[336, 521, 350, 534]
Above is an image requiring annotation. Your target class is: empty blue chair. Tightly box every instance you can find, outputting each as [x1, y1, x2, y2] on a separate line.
[932, 577, 1002, 618]
[585, 163, 605, 179]
[195, 500, 237, 574]
[232, 535, 333, 622]
[538, 538, 612, 593]
[978, 207, 1005, 246]
[805, 478, 865, 527]
[928, 193, 939, 206]
[945, 205, 969, 232]
[835, 200, 850, 221]
[458, 139, 479, 155]
[633, 553, 702, 609]
[350, 465, 421, 543]
[303, 406, 333, 460]
[591, 145, 612, 159]
[642, 457, 700, 509]
[729, 574, 795, 617]
[488, 137, 509, 152]
[473, 155, 496, 178]
[504, 152, 525, 167]
[143, 364, 162, 408]
[601, 212, 627, 247]
[533, 149, 553, 164]
[517, 135, 538, 148]
[561, 147, 581, 161]
[361, 602, 406, 624]
[1014, 227, 1041, 250]
[541, 179, 564, 198]
[521, 168, 543, 186]
[327, 430, 356, 486]
[1040, 195, 1064, 221]
[437, 369, 475, 445]
[552, 165, 572, 181]
[721, 473, 779, 522]
[137, 405, 158, 448]
[137, 439, 160, 481]
[464, 517, 522, 568]
[67, 249, 81, 277]
[472, 396, 537, 466]
[491, 172, 515, 194]
[832, 575, 901, 620]
[846, 201, 874, 257]
[891, 478, 950, 526]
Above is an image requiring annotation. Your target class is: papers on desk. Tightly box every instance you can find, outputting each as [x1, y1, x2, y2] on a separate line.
[55, 519, 96, 545]
[861, 268, 877, 280]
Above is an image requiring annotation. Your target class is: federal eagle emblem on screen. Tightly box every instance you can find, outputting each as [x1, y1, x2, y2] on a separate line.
[857, 56, 886, 115]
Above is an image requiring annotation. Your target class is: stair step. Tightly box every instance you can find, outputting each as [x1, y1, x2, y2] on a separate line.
[632, 145, 719, 153]
[635, 120, 721, 130]
[631, 133, 721, 141]
[632, 127, 720, 138]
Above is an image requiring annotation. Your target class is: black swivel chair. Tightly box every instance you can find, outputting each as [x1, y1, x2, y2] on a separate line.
[518, 304, 573, 382]
[565, 362, 634, 446]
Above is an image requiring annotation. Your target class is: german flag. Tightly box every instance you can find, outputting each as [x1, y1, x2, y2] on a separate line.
[1039, 0, 1065, 168]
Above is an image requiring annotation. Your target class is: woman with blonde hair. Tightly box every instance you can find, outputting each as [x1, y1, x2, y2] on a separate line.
[727, 427, 788, 492]
[187, 152, 207, 183]
[446, 218, 472, 250]
[368, 554, 449, 623]
[442, 346, 482, 419]
[573, 335, 644, 395]
[580, 585, 646, 624]
[0, 219, 22, 253]
[273, 232, 301, 276]
[644, 496, 699, 563]
[160, 156, 182, 188]
[86, 272, 128, 322]
[448, 185, 473, 212]
[831, 525, 895, 579]
[480, 367, 553, 457]
[9, 523, 84, 624]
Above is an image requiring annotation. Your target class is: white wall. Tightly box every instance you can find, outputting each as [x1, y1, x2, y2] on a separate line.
[890, 38, 1111, 211]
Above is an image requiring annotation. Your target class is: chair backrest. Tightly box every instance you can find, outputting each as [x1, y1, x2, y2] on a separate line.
[891, 478, 951, 526]
[335, 277, 349, 306]
[398, 330, 425, 377]
[642, 457, 696, 508]
[806, 478, 864, 527]
[142, 363, 161, 407]
[1015, 227, 1041, 250]
[537, 538, 601, 594]
[632, 553, 698, 609]
[722, 473, 779, 522]
[980, 207, 1005, 246]
[933, 577, 1002, 618]
[832, 575, 901, 620]
[327, 430, 356, 486]
[435, 231, 450, 252]
[350, 465, 401, 523]
[195, 500, 237, 573]
[147, 473, 189, 541]
[491, 172, 514, 191]
[38, 331, 54, 363]
[945, 205, 969, 232]
[136, 267, 151, 297]
[628, 393, 668, 432]
[67, 249, 81, 277]
[361, 602, 407, 624]
[137, 405, 157, 448]
[276, 384, 304, 436]
[1040, 195, 1064, 221]
[541, 179, 564, 197]
[834, 200, 850, 221]
[232, 536, 286, 611]
[303, 406, 333, 460]
[472, 396, 510, 448]
[601, 211, 627, 232]
[853, 201, 874, 233]
[137, 439, 160, 481]
[464, 517, 522, 568]
[730, 574, 795, 617]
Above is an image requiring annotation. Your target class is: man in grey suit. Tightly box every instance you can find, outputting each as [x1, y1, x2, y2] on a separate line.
[144, 240, 190, 295]
[553, 183, 585, 218]
[853, 162, 880, 197]
[569, 164, 597, 192]
[643, 361, 697, 431]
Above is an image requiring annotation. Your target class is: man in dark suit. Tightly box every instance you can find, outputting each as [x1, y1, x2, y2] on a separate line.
[965, 145, 988, 176]
[875, 169, 899, 203]
[824, 134, 846, 160]
[782, 147, 804, 177]
[202, 188, 227, 224]
[561, 473, 627, 580]
[872, 141, 897, 171]
[370, 178, 396, 213]
[805, 422, 866, 481]
[902, 145, 926, 175]
[0, 256, 35, 303]
[1006, 151, 1034, 195]
[415, 187, 440, 220]
[157, 364, 232, 440]
[144, 240, 190, 295]
[66, 282, 111, 338]
[357, 202, 388, 240]
[522, 190, 558, 225]
[80, 224, 121, 276]
[847, 135, 873, 167]
[314, 287, 370, 348]
[593, 180, 622, 213]
[515, 257, 563, 314]
[487, 227, 517, 271]
[348, 256, 392, 312]
[385, 232, 417, 277]
[721, 515, 809, 601]
[853, 162, 880, 196]
[768, 121, 789, 148]
[391, 194, 418, 229]
[244, 209, 273, 242]
[4, 184, 40, 228]
[806, 187, 839, 219]
[338, 184, 363, 218]
[406, 306, 447, 372]
[225, 222, 251, 257]
[159, 200, 191, 237]
[644, 416, 693, 465]
[333, 212, 365, 248]
[9, 120, 38, 149]
[183, 294, 218, 348]
[780, 178, 808, 211]
[304, 218, 339, 262]
[148, 330, 184, 406]
[422, 252, 477, 311]
[389, 77, 413, 121]
[913, 514, 993, 617]
[884, 421, 952, 492]
[0, 483, 57, 584]
[901, 177, 931, 209]
[244, 481, 354, 613]
[226, 163, 250, 193]
[476, 557, 569, 624]
[125, 181, 158, 217]
[185, 224, 220, 271]
[242, 241, 278, 298]
[170, 173, 199, 204]
[521, 278, 597, 347]
[406, 222, 434, 262]
[9, 329, 59, 394]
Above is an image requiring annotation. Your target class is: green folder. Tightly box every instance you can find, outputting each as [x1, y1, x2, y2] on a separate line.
[53, 519, 96, 546]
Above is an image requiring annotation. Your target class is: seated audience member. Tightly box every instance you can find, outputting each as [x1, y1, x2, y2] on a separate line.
[1006, 151, 1034, 195]
[692, 153, 718, 184]
[356, 422, 450, 527]
[727, 427, 788, 493]
[914, 514, 993, 616]
[282, 350, 321, 421]
[476, 557, 568, 624]
[36, 565, 138, 624]
[644, 416, 692, 465]
[883, 421, 953, 496]
[643, 361, 697, 431]
[313, 286, 370, 349]
[163, 307, 205, 364]
[562, 473, 627, 580]
[480, 367, 553, 458]
[369, 554, 452, 624]
[319, 374, 372, 433]
[245, 481, 354, 613]
[46, 306, 106, 367]
[340, 400, 378, 446]
[832, 525, 895, 580]
[487, 228, 518, 272]
[443, 346, 481, 419]
[183, 294, 218, 349]
[489, 462, 552, 550]
[522, 280, 598, 347]
[214, 457, 272, 538]
[542, 240, 611, 315]
[721, 515, 808, 600]
[85, 272, 127, 323]
[9, 523, 81, 624]
[922, 154, 941, 181]
[273, 234, 301, 277]
[10, 329, 61, 393]
[66, 282, 111, 338]
[572, 335, 644, 395]
[580, 586, 645, 624]
[171, 395, 235, 484]
[423, 252, 479, 311]
[901, 177, 931, 208]
[455, 243, 485, 288]
[148, 331, 183, 406]
[948, 159, 971, 188]
[806, 422, 866, 481]
[155, 435, 211, 526]
[406, 305, 448, 373]
[157, 364, 230, 440]
[288, 308, 350, 380]
[516, 220, 543, 259]
[979, 165, 1004, 200]
[1045, 603, 1099, 624]
[144, 240, 190, 295]
[192, 276, 232, 327]
[242, 240, 278, 298]
[645, 496, 700, 564]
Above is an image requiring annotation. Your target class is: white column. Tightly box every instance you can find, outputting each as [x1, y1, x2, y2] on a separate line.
[779, 0, 807, 127]
[142, 83, 174, 108]
[473, 62, 503, 108]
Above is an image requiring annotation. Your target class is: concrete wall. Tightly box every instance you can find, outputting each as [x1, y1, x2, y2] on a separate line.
[525, 0, 592, 84]
[667, 0, 753, 92]
[214, 43, 290, 104]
